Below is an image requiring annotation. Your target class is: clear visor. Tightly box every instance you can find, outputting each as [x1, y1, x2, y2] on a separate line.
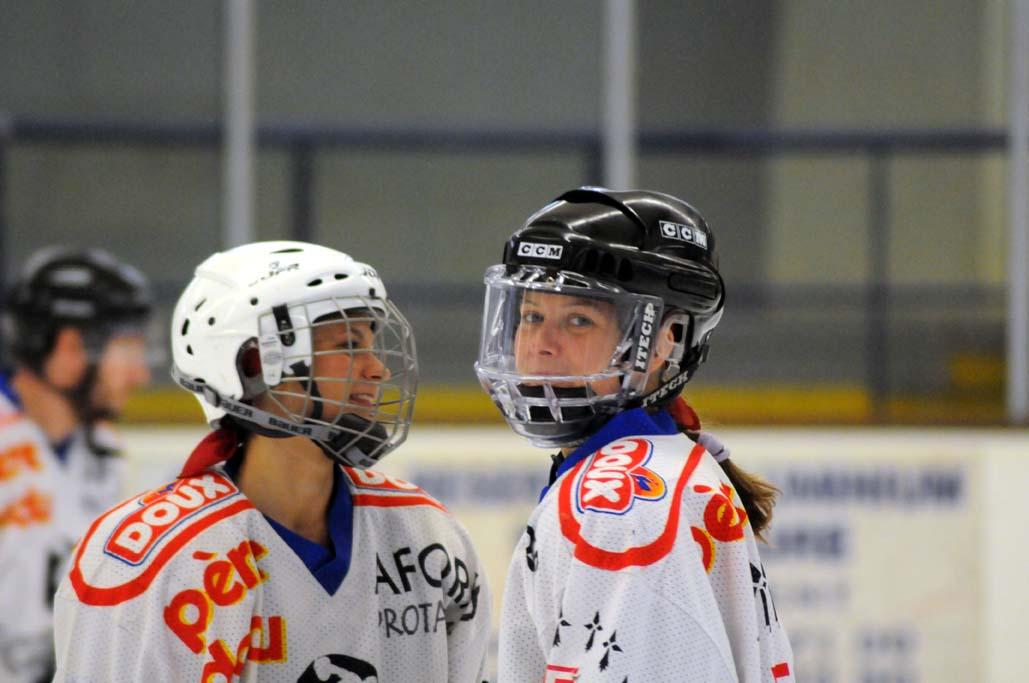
[476, 265, 663, 429]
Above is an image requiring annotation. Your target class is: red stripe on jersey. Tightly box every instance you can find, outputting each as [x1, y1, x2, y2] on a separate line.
[69, 498, 254, 606]
[351, 493, 448, 512]
[0, 412, 26, 429]
[558, 442, 705, 570]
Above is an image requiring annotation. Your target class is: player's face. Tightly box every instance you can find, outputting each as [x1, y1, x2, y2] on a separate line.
[90, 332, 151, 417]
[308, 315, 389, 422]
[514, 291, 622, 396]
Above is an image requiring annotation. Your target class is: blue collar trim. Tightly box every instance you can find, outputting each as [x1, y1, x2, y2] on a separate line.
[226, 457, 353, 596]
[0, 372, 22, 411]
[541, 407, 679, 501]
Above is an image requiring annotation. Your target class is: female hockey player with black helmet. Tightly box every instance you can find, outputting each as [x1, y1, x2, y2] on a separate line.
[476, 188, 794, 681]
[54, 241, 491, 682]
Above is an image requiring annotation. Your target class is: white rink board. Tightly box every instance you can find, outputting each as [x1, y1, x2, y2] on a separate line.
[121, 426, 1029, 683]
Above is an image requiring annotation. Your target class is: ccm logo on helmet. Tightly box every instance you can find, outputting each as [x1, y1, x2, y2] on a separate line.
[517, 242, 564, 260]
[659, 220, 708, 249]
[105, 474, 239, 565]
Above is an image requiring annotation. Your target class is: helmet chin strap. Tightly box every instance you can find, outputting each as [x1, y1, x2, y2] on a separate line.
[43, 362, 119, 457]
[322, 414, 389, 468]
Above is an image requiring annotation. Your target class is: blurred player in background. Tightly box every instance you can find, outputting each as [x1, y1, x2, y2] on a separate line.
[476, 188, 794, 681]
[0, 246, 152, 683]
[53, 241, 491, 681]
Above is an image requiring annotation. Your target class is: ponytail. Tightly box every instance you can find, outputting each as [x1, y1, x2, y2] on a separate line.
[717, 458, 779, 542]
[667, 397, 779, 542]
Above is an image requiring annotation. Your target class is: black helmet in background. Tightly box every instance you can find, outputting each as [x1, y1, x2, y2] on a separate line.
[3, 246, 153, 443]
[475, 187, 725, 447]
[5, 246, 152, 369]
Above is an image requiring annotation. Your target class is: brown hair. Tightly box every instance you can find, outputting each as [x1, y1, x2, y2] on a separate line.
[716, 458, 779, 542]
[668, 397, 780, 542]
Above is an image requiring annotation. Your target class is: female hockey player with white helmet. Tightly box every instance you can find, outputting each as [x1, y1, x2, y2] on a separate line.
[54, 241, 491, 682]
[476, 188, 794, 681]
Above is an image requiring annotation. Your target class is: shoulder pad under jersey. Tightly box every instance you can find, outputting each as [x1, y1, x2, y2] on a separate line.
[342, 466, 448, 512]
[555, 434, 707, 571]
[67, 471, 255, 606]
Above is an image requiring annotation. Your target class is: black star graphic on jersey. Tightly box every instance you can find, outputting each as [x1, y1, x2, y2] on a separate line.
[525, 525, 539, 572]
[599, 631, 623, 671]
[751, 562, 779, 628]
[553, 610, 571, 646]
[584, 611, 603, 651]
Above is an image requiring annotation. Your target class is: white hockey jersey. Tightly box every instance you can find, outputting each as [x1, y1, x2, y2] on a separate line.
[498, 408, 793, 682]
[0, 374, 128, 683]
[53, 432, 492, 683]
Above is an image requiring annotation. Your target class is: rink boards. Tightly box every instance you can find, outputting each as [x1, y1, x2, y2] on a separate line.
[121, 426, 1029, 683]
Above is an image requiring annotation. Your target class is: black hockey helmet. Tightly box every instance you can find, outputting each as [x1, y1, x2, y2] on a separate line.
[4, 246, 152, 371]
[476, 187, 725, 447]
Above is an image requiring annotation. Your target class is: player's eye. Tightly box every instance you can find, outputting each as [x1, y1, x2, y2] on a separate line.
[336, 338, 362, 350]
[521, 310, 543, 324]
[568, 313, 595, 329]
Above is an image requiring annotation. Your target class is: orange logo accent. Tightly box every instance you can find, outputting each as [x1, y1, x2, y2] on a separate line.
[691, 526, 716, 573]
[0, 443, 40, 481]
[0, 487, 52, 528]
[576, 438, 667, 515]
[345, 467, 420, 492]
[694, 483, 748, 543]
[345, 467, 448, 512]
[164, 539, 269, 654]
[202, 615, 287, 682]
[105, 474, 239, 565]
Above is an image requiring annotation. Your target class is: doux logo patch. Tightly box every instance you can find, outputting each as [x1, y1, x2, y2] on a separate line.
[105, 474, 239, 565]
[576, 438, 667, 515]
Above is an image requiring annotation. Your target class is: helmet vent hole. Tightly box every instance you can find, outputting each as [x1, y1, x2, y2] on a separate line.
[207, 317, 216, 326]
[271, 248, 303, 254]
[617, 259, 634, 281]
[334, 273, 348, 280]
[250, 297, 258, 306]
[180, 319, 190, 336]
[579, 249, 599, 273]
[186, 345, 194, 355]
[599, 252, 617, 276]
[307, 278, 323, 287]
[193, 298, 206, 311]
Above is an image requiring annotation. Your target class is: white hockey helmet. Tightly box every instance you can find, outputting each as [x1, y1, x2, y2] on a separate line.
[171, 240, 417, 468]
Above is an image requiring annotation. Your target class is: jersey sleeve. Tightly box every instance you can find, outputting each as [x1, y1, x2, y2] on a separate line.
[53, 582, 197, 683]
[0, 418, 62, 683]
[442, 517, 493, 682]
[496, 531, 547, 682]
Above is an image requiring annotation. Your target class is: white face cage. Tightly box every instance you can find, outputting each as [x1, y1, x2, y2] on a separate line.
[174, 294, 417, 469]
[474, 264, 664, 447]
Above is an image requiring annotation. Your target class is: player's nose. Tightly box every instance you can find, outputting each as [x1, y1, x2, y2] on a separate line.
[359, 351, 390, 382]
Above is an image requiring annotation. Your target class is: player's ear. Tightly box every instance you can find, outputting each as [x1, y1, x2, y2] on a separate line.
[44, 326, 88, 388]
